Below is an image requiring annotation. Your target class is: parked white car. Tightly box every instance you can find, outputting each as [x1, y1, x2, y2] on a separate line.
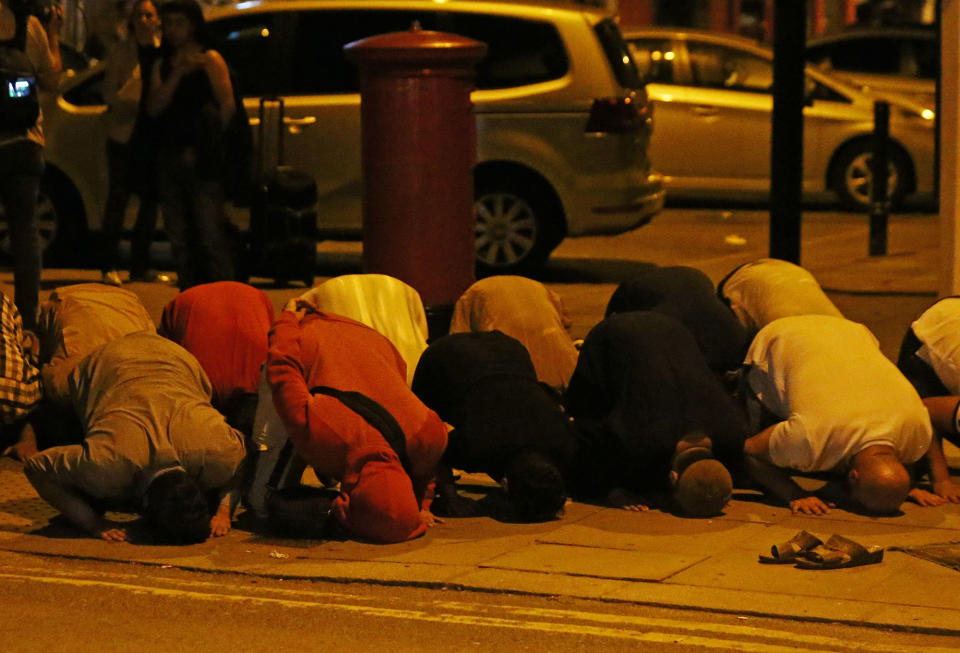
[626, 28, 935, 210]
[9, 0, 664, 272]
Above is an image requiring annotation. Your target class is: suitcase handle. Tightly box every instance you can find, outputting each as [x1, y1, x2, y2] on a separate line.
[257, 96, 285, 176]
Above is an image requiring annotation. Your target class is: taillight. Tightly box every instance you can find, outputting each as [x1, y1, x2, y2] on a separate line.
[585, 95, 648, 134]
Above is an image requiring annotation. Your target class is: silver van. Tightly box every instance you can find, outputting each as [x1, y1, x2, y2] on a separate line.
[17, 0, 664, 272]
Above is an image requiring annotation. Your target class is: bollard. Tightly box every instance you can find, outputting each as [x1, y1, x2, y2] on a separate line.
[344, 27, 487, 340]
[869, 100, 890, 257]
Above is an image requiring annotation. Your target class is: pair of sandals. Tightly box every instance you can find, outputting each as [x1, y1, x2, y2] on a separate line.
[759, 531, 884, 569]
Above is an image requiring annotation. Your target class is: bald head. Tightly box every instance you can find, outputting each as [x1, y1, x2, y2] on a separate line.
[849, 447, 911, 514]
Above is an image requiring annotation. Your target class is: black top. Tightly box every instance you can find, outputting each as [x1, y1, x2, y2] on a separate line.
[605, 266, 748, 374]
[412, 331, 579, 480]
[564, 311, 748, 498]
[136, 44, 160, 112]
[157, 56, 216, 151]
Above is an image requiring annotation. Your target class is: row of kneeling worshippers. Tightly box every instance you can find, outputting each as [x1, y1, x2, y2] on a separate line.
[2, 264, 959, 546]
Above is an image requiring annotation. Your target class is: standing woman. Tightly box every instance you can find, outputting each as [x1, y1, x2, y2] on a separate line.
[0, 0, 62, 330]
[148, 0, 235, 290]
[99, 0, 163, 286]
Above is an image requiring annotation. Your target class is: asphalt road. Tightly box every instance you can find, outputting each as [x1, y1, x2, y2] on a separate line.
[3, 550, 959, 652]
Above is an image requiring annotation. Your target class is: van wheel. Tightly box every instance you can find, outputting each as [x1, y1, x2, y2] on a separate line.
[474, 177, 557, 276]
[0, 173, 85, 266]
[832, 141, 909, 211]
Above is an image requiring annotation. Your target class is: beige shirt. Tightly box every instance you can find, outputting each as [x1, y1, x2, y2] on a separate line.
[26, 332, 244, 503]
[746, 315, 931, 472]
[450, 276, 579, 390]
[38, 283, 156, 407]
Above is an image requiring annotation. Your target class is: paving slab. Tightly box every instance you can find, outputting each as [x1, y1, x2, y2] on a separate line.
[664, 547, 933, 603]
[538, 517, 773, 556]
[479, 543, 704, 581]
[377, 533, 543, 566]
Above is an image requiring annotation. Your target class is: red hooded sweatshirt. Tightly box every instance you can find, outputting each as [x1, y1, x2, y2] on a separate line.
[267, 310, 447, 543]
[160, 282, 275, 412]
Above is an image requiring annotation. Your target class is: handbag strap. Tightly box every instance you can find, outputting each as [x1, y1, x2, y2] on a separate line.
[309, 385, 412, 475]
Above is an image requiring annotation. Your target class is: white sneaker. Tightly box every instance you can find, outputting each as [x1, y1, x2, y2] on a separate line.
[101, 270, 123, 287]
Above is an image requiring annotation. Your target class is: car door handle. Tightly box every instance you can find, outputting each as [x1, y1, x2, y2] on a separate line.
[692, 105, 718, 116]
[284, 116, 317, 126]
[247, 116, 318, 126]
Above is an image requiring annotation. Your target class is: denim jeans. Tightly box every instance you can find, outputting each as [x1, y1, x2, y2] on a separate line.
[0, 139, 43, 330]
[157, 147, 234, 290]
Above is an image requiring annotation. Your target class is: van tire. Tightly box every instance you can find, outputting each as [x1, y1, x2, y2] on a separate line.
[0, 171, 86, 266]
[474, 174, 560, 276]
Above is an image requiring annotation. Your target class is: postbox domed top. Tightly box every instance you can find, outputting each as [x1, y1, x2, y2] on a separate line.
[344, 26, 487, 67]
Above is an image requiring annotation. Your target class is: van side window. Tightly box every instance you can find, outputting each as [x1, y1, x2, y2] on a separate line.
[208, 13, 284, 96]
[628, 38, 676, 84]
[438, 13, 569, 89]
[292, 10, 434, 94]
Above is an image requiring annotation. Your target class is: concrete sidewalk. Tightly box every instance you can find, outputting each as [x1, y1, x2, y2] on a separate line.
[1, 210, 958, 636]
[2, 457, 960, 635]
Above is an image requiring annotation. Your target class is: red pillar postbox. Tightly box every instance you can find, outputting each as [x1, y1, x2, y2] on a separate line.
[344, 27, 487, 335]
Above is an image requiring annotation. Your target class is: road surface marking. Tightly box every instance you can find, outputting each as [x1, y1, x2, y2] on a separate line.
[1, 568, 957, 652]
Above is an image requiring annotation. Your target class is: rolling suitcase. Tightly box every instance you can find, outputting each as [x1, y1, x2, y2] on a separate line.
[247, 97, 318, 287]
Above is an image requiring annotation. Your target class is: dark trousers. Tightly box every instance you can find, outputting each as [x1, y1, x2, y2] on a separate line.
[0, 139, 43, 330]
[100, 138, 159, 276]
[157, 147, 235, 290]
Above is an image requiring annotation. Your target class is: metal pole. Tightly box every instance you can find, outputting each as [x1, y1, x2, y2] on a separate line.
[769, 0, 806, 263]
[869, 100, 890, 256]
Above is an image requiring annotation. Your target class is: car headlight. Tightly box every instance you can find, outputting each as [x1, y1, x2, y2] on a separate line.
[897, 106, 935, 121]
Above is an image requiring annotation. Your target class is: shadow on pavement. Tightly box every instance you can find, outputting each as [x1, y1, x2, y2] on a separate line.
[537, 258, 658, 284]
[312, 251, 660, 286]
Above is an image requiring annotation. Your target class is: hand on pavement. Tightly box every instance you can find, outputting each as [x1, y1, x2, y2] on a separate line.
[908, 487, 947, 507]
[94, 518, 128, 542]
[608, 488, 649, 512]
[420, 510, 443, 528]
[789, 495, 833, 515]
[933, 479, 960, 504]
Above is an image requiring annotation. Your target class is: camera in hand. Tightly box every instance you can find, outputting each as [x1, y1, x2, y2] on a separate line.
[8, 77, 34, 98]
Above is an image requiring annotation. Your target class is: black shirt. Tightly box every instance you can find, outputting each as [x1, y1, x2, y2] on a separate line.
[412, 331, 578, 480]
[565, 312, 748, 497]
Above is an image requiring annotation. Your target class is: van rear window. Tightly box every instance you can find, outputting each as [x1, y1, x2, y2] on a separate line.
[594, 18, 643, 90]
[438, 13, 569, 90]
